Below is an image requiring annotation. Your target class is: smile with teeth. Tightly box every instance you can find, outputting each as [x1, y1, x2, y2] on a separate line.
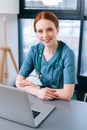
[43, 38, 52, 42]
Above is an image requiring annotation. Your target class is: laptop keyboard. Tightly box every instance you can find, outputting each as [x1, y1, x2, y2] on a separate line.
[32, 110, 40, 118]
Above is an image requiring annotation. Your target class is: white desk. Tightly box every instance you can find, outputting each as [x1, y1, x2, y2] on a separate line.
[0, 95, 87, 130]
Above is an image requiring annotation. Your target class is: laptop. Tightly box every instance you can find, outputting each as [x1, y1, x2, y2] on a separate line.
[0, 85, 55, 127]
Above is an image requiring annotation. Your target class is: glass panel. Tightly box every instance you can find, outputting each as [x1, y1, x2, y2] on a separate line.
[58, 20, 80, 74]
[20, 19, 80, 74]
[25, 0, 77, 10]
[85, 0, 87, 16]
[80, 21, 87, 76]
[21, 19, 40, 57]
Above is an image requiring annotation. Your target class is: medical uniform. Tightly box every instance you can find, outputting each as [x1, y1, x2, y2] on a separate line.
[19, 41, 76, 99]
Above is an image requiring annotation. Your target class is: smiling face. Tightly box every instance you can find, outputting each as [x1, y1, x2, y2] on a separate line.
[35, 19, 59, 47]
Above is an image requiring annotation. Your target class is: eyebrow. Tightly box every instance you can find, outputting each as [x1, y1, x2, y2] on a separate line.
[37, 26, 54, 31]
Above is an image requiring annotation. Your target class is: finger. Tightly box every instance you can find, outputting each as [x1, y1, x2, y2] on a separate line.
[47, 89, 59, 98]
[46, 88, 56, 92]
[43, 95, 54, 100]
[46, 90, 56, 95]
[45, 92, 58, 99]
[19, 82, 26, 87]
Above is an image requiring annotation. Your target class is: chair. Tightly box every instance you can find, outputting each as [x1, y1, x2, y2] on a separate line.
[84, 93, 87, 102]
[75, 75, 87, 102]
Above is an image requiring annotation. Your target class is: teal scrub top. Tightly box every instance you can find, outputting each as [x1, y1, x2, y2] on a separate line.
[19, 41, 76, 91]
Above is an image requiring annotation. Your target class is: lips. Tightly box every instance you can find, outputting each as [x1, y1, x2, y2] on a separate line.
[42, 38, 52, 43]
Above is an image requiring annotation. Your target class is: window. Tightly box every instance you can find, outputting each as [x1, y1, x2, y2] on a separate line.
[19, 0, 81, 19]
[80, 21, 87, 76]
[85, 0, 87, 15]
[18, 0, 86, 77]
[25, 0, 77, 10]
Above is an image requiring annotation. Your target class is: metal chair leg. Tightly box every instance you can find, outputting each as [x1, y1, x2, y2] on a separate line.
[84, 93, 87, 102]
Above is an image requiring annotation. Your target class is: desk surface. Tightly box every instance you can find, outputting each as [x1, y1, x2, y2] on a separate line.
[0, 95, 87, 130]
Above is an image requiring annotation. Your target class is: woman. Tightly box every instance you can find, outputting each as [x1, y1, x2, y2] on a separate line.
[16, 11, 76, 101]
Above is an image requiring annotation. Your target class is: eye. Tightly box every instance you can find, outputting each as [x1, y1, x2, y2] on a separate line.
[37, 29, 43, 33]
[47, 28, 53, 32]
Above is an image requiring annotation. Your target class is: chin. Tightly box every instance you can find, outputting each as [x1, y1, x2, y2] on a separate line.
[44, 41, 52, 46]
[44, 43, 51, 47]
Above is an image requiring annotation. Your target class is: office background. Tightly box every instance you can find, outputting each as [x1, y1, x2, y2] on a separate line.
[18, 0, 87, 101]
[18, 0, 87, 76]
[0, 0, 87, 101]
[0, 0, 19, 84]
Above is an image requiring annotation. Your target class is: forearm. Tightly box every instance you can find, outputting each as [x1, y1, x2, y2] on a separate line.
[55, 89, 71, 100]
[55, 84, 75, 100]
[16, 75, 40, 96]
[19, 85, 40, 96]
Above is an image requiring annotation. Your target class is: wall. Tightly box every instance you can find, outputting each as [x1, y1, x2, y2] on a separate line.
[0, 0, 19, 85]
[0, 14, 19, 85]
[0, 0, 19, 14]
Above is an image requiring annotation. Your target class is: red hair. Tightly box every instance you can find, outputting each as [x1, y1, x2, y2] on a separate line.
[34, 11, 59, 32]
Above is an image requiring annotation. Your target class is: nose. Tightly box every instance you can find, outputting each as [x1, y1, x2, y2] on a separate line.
[43, 31, 48, 37]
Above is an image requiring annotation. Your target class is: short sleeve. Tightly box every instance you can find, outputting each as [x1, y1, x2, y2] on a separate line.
[19, 47, 34, 77]
[63, 49, 76, 84]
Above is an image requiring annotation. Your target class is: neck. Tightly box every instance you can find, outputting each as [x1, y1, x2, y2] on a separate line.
[44, 42, 58, 61]
[44, 42, 58, 54]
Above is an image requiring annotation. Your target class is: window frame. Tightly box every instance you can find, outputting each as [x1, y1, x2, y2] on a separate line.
[18, 0, 85, 75]
[19, 0, 81, 19]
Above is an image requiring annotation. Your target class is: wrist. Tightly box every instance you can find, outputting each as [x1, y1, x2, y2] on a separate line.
[36, 86, 40, 97]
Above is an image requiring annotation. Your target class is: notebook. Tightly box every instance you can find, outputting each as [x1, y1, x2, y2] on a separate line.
[0, 85, 55, 127]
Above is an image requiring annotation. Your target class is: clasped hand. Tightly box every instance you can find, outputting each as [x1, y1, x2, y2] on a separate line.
[18, 80, 59, 100]
[37, 87, 59, 100]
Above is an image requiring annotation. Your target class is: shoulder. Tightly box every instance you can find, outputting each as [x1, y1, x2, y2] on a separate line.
[26, 42, 44, 57]
[60, 42, 75, 69]
[60, 41, 74, 57]
[31, 42, 44, 52]
[60, 41, 75, 66]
